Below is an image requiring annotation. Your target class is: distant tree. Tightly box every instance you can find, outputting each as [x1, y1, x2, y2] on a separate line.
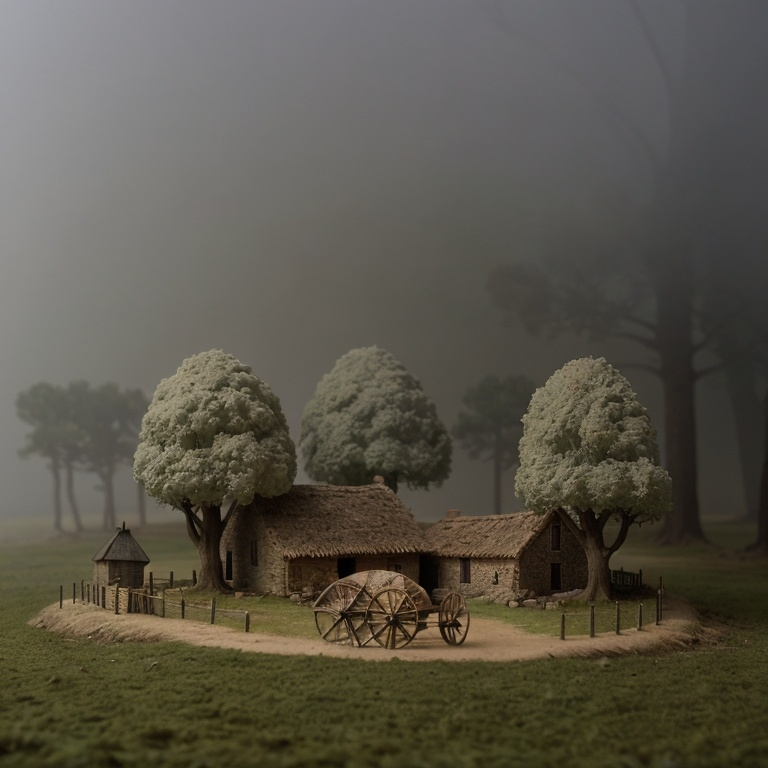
[515, 357, 672, 601]
[486, 1, 768, 545]
[134, 350, 296, 591]
[16, 382, 85, 533]
[300, 346, 451, 493]
[452, 375, 536, 515]
[72, 382, 148, 531]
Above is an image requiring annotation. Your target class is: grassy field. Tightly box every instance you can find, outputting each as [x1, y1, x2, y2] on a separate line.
[0, 519, 766, 767]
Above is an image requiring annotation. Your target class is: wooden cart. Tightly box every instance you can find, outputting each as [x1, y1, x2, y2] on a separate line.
[312, 570, 469, 649]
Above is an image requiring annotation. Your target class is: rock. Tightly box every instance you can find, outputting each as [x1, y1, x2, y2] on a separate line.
[522, 599, 538, 608]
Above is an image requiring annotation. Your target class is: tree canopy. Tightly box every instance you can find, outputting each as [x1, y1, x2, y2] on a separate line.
[134, 349, 296, 590]
[300, 346, 451, 493]
[515, 357, 672, 601]
[452, 374, 535, 515]
[17, 380, 147, 532]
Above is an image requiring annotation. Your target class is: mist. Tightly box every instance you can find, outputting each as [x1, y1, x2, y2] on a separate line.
[2, 1, 766, 533]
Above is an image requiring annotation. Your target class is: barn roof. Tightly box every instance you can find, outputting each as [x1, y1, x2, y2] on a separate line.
[248, 484, 425, 559]
[92, 524, 150, 564]
[423, 510, 553, 558]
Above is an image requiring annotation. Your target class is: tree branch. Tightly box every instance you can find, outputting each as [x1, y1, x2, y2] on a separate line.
[222, 499, 240, 528]
[181, 499, 202, 545]
[607, 511, 634, 555]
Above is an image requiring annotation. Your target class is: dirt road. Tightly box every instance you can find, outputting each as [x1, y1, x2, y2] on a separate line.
[32, 596, 703, 662]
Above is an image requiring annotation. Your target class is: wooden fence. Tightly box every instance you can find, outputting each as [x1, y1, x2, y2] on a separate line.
[61, 579, 251, 633]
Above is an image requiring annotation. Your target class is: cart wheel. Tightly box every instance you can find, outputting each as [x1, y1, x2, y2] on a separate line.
[365, 587, 419, 649]
[313, 581, 370, 646]
[439, 592, 470, 645]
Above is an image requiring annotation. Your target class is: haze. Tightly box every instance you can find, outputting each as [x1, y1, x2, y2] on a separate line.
[2, 1, 766, 531]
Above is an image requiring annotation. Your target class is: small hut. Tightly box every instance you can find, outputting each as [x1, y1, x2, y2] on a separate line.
[92, 522, 150, 588]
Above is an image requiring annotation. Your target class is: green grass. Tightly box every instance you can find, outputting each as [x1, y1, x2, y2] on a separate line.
[1, 519, 767, 767]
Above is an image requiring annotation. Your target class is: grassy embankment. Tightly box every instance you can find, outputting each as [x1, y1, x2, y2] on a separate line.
[0, 519, 766, 767]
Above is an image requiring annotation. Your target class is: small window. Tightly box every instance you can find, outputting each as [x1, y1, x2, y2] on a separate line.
[459, 558, 471, 584]
[551, 521, 561, 552]
[250, 540, 258, 566]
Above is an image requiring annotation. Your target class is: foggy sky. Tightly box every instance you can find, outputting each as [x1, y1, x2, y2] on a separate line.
[1, 1, 762, 533]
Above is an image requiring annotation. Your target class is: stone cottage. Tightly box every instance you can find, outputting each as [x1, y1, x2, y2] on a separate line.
[422, 510, 587, 598]
[220, 483, 426, 596]
[92, 522, 150, 588]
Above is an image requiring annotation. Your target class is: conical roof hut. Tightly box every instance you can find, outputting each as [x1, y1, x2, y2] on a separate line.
[92, 523, 150, 588]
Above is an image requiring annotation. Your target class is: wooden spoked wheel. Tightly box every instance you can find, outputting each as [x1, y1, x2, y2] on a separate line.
[313, 581, 370, 646]
[438, 592, 469, 645]
[365, 587, 420, 649]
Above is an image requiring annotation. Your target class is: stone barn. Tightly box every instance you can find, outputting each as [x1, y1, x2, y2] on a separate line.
[423, 510, 587, 598]
[92, 523, 150, 588]
[220, 483, 426, 596]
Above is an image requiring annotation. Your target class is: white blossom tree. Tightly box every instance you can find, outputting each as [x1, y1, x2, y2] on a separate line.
[300, 346, 451, 493]
[515, 357, 672, 601]
[134, 349, 296, 591]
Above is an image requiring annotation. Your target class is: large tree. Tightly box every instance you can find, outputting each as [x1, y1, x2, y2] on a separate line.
[487, 1, 768, 544]
[134, 349, 296, 591]
[16, 382, 85, 533]
[72, 382, 148, 530]
[300, 346, 451, 493]
[452, 374, 535, 515]
[515, 357, 672, 602]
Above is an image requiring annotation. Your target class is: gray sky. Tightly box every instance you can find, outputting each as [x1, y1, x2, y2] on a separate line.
[1, 1, 761, 532]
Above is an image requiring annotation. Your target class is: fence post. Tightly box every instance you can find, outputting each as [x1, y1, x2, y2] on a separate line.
[73, 582, 76, 604]
[615, 601, 621, 635]
[115, 586, 120, 615]
[81, 580, 85, 603]
[192, 569, 197, 586]
[59, 585, 63, 609]
[245, 611, 250, 633]
[149, 572, 154, 596]
[170, 571, 174, 589]
[127, 588, 132, 614]
[210, 597, 216, 625]
[656, 590, 661, 624]
[560, 613, 566, 640]
[589, 604, 595, 638]
[637, 602, 643, 631]
[102, 586, 106, 609]
[87, 583, 91, 604]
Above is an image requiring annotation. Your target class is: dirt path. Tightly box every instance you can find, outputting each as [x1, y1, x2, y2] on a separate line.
[31, 596, 704, 662]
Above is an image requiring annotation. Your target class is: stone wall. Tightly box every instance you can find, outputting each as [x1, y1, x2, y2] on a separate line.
[435, 518, 588, 599]
[220, 508, 422, 596]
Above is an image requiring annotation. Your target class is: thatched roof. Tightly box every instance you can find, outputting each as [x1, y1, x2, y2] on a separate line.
[248, 484, 425, 559]
[92, 524, 150, 563]
[424, 510, 553, 558]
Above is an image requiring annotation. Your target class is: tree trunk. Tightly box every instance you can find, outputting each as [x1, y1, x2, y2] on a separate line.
[653, 251, 706, 544]
[50, 456, 63, 533]
[193, 504, 232, 592]
[101, 469, 116, 530]
[493, 426, 502, 515]
[137, 482, 147, 527]
[746, 389, 768, 554]
[724, 358, 763, 522]
[64, 459, 83, 533]
[574, 511, 613, 602]
[383, 472, 399, 494]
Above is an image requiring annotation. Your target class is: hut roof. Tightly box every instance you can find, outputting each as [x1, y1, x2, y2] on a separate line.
[92, 525, 150, 564]
[423, 510, 553, 558]
[249, 484, 425, 559]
